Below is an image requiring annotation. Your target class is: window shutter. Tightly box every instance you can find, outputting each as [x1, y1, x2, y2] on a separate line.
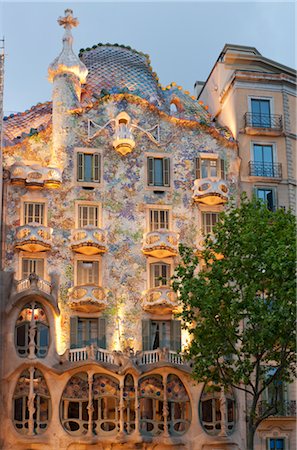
[142, 320, 151, 351]
[97, 317, 106, 349]
[163, 158, 170, 187]
[196, 157, 201, 179]
[92, 153, 101, 183]
[170, 320, 181, 352]
[147, 157, 154, 186]
[220, 159, 226, 179]
[36, 259, 44, 278]
[70, 317, 78, 349]
[77, 152, 84, 181]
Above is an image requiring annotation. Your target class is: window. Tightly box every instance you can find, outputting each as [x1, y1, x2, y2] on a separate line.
[77, 152, 101, 183]
[123, 374, 136, 434]
[150, 262, 170, 288]
[200, 386, 235, 435]
[70, 317, 106, 349]
[268, 438, 285, 450]
[142, 320, 181, 351]
[22, 258, 44, 279]
[149, 209, 169, 231]
[15, 303, 49, 358]
[202, 212, 219, 235]
[251, 99, 271, 127]
[252, 144, 278, 177]
[76, 260, 99, 285]
[256, 188, 275, 211]
[196, 158, 225, 180]
[147, 156, 170, 187]
[13, 368, 51, 435]
[78, 204, 99, 228]
[24, 202, 45, 224]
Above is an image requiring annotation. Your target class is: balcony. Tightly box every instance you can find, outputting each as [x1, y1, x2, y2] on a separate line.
[142, 230, 179, 258]
[142, 286, 177, 314]
[249, 161, 282, 179]
[244, 113, 283, 136]
[193, 179, 229, 205]
[258, 400, 296, 418]
[15, 223, 52, 252]
[10, 163, 62, 189]
[70, 228, 107, 255]
[15, 275, 52, 296]
[68, 285, 107, 312]
[112, 124, 135, 156]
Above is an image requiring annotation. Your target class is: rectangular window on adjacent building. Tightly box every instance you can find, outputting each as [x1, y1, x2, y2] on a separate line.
[196, 158, 225, 180]
[70, 317, 106, 349]
[202, 212, 219, 235]
[150, 262, 170, 288]
[149, 209, 169, 231]
[256, 188, 275, 211]
[147, 156, 170, 187]
[142, 319, 181, 352]
[78, 204, 99, 228]
[268, 438, 285, 450]
[252, 144, 278, 177]
[22, 258, 44, 278]
[24, 202, 45, 225]
[77, 152, 101, 183]
[76, 260, 99, 285]
[251, 99, 271, 128]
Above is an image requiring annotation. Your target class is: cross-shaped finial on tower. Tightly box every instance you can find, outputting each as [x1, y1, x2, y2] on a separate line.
[57, 9, 79, 30]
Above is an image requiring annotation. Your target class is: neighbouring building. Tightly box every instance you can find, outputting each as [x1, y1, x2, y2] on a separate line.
[0, 11, 295, 450]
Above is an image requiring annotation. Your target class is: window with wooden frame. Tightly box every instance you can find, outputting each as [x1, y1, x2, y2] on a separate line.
[202, 212, 219, 235]
[70, 316, 106, 349]
[78, 203, 100, 228]
[196, 157, 225, 180]
[23, 202, 45, 225]
[77, 151, 101, 184]
[147, 156, 170, 187]
[149, 208, 170, 231]
[150, 262, 171, 288]
[141, 319, 181, 351]
[76, 259, 99, 285]
[22, 257, 44, 279]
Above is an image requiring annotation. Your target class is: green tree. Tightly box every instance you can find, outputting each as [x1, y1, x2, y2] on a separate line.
[172, 196, 296, 450]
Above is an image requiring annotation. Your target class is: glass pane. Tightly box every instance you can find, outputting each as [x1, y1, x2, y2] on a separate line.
[263, 146, 273, 163]
[209, 160, 217, 177]
[253, 145, 263, 162]
[154, 159, 163, 186]
[84, 154, 92, 182]
[201, 160, 208, 178]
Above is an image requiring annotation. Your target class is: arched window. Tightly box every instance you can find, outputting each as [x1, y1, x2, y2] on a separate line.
[167, 374, 191, 435]
[92, 374, 119, 435]
[170, 102, 178, 115]
[200, 385, 235, 435]
[13, 368, 51, 435]
[139, 375, 164, 436]
[61, 372, 89, 436]
[123, 374, 135, 434]
[15, 302, 49, 358]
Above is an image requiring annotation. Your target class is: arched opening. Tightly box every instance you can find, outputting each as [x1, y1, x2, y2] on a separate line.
[92, 374, 119, 435]
[167, 374, 191, 435]
[60, 372, 89, 436]
[13, 368, 51, 435]
[170, 102, 178, 115]
[139, 375, 164, 436]
[200, 385, 235, 435]
[15, 302, 49, 358]
[123, 374, 135, 434]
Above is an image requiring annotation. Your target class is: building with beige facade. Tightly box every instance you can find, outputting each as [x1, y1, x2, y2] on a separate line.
[0, 12, 295, 450]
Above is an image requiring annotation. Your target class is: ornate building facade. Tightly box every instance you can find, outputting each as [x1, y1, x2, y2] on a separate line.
[0, 10, 295, 450]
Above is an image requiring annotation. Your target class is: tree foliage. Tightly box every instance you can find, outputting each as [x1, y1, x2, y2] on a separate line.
[172, 196, 296, 446]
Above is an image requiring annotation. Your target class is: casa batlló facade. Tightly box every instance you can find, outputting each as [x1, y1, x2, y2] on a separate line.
[0, 10, 295, 450]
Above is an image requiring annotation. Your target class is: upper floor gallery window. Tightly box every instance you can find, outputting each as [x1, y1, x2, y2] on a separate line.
[77, 152, 101, 184]
[196, 158, 225, 180]
[149, 209, 170, 231]
[147, 156, 170, 187]
[200, 386, 235, 436]
[22, 257, 44, 279]
[24, 202, 45, 225]
[76, 260, 99, 285]
[251, 98, 271, 128]
[78, 204, 100, 228]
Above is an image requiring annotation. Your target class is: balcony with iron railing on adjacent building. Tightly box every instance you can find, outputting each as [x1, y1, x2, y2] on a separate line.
[249, 161, 282, 179]
[257, 400, 296, 418]
[244, 112, 283, 136]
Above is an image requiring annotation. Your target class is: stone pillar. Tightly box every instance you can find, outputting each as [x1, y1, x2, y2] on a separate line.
[119, 377, 124, 435]
[162, 373, 169, 437]
[28, 366, 36, 435]
[219, 385, 228, 437]
[28, 302, 36, 359]
[87, 371, 94, 437]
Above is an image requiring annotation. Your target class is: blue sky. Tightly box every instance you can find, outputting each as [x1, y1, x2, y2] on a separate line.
[0, 1, 295, 114]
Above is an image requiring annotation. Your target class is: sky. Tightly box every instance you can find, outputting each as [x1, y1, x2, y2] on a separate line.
[0, 1, 295, 115]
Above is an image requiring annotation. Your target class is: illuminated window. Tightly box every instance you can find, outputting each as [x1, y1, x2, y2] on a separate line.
[24, 202, 45, 224]
[69, 316, 106, 349]
[150, 262, 170, 287]
[78, 204, 99, 227]
[149, 209, 169, 231]
[77, 152, 101, 183]
[22, 258, 44, 278]
[202, 212, 219, 235]
[76, 260, 99, 285]
[196, 158, 225, 180]
[142, 319, 181, 351]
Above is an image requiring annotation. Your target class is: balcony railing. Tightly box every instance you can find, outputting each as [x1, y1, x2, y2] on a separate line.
[15, 223, 52, 252]
[258, 400, 296, 417]
[68, 285, 107, 312]
[249, 161, 282, 178]
[15, 275, 52, 295]
[142, 230, 179, 258]
[244, 112, 283, 131]
[142, 286, 177, 314]
[193, 179, 229, 205]
[68, 346, 191, 368]
[10, 163, 62, 189]
[70, 228, 107, 255]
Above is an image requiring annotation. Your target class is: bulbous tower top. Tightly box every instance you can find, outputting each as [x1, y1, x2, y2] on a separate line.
[48, 9, 88, 83]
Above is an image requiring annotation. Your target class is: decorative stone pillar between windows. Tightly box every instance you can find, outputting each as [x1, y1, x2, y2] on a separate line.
[219, 386, 228, 437]
[162, 373, 169, 437]
[87, 372, 94, 437]
[119, 378, 124, 436]
[28, 366, 36, 435]
[28, 302, 36, 359]
[133, 374, 140, 438]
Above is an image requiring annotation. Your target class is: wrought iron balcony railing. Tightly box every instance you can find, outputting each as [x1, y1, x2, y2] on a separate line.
[244, 112, 283, 131]
[257, 400, 296, 417]
[249, 161, 282, 178]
